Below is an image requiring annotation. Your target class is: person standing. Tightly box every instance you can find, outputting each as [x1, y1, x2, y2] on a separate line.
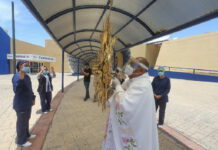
[103, 57, 159, 150]
[152, 66, 171, 128]
[81, 63, 92, 101]
[37, 66, 56, 114]
[12, 60, 36, 147]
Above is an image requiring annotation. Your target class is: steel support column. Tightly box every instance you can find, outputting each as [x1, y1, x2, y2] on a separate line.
[113, 51, 116, 70]
[77, 58, 80, 81]
[12, 2, 16, 74]
[62, 49, 64, 93]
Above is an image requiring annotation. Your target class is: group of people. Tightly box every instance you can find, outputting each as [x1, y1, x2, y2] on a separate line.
[12, 57, 171, 149]
[12, 60, 56, 147]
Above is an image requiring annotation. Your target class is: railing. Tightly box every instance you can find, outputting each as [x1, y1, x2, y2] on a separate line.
[151, 65, 218, 77]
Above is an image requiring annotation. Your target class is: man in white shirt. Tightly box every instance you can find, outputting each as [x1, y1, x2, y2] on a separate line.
[102, 57, 159, 150]
[37, 66, 56, 114]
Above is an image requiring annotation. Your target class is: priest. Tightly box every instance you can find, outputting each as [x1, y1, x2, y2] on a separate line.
[102, 57, 159, 150]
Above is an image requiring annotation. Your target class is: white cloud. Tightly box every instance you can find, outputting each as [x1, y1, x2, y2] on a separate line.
[0, 0, 35, 26]
[0, 0, 16, 24]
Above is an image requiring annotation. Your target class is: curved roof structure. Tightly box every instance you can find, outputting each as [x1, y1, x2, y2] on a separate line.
[22, 0, 218, 62]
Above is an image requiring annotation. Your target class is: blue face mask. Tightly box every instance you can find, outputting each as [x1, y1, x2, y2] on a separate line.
[158, 71, 164, 77]
[43, 70, 48, 75]
[22, 67, 30, 73]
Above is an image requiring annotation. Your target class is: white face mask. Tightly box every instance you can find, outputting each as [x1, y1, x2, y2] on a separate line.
[124, 64, 135, 76]
[123, 62, 149, 76]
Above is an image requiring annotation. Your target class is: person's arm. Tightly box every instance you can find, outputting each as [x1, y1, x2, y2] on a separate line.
[37, 66, 44, 79]
[151, 78, 158, 98]
[12, 74, 25, 94]
[51, 66, 56, 78]
[81, 69, 89, 76]
[161, 78, 171, 97]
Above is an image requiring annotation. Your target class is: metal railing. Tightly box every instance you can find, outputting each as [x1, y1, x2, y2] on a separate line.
[151, 65, 218, 77]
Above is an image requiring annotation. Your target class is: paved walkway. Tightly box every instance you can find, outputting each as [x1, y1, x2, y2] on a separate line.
[41, 78, 218, 150]
[164, 78, 218, 150]
[1, 75, 218, 150]
[0, 73, 80, 150]
[42, 80, 108, 150]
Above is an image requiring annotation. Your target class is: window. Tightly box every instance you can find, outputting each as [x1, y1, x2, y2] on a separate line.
[30, 62, 44, 74]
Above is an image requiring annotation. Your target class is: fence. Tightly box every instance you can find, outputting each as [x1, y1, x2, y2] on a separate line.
[149, 65, 218, 82]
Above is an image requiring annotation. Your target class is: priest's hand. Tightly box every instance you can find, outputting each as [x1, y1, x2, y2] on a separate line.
[111, 78, 120, 89]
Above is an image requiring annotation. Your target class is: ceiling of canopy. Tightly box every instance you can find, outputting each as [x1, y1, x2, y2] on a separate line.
[22, 0, 218, 62]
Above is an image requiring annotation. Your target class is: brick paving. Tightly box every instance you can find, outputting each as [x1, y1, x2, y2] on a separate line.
[164, 78, 218, 150]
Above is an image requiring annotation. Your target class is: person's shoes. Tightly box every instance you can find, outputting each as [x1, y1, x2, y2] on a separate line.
[158, 125, 163, 128]
[21, 141, 32, 147]
[28, 134, 36, 139]
[48, 109, 53, 112]
[42, 111, 48, 114]
[84, 98, 88, 101]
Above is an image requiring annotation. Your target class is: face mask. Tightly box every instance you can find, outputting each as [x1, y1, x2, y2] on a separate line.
[43, 70, 48, 75]
[158, 71, 164, 77]
[22, 67, 30, 73]
[124, 64, 135, 76]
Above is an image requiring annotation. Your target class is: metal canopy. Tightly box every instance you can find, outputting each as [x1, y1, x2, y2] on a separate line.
[22, 0, 218, 62]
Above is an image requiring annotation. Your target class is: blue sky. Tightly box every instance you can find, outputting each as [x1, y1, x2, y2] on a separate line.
[0, 0, 218, 47]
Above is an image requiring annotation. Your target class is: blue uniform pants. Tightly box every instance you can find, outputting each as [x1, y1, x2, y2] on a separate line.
[39, 92, 52, 112]
[15, 109, 31, 145]
[155, 100, 167, 125]
[84, 81, 90, 98]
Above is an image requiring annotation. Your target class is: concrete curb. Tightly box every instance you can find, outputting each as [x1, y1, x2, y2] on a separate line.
[161, 125, 206, 150]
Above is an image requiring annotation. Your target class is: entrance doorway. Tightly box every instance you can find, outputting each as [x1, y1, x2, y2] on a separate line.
[30, 62, 43, 74]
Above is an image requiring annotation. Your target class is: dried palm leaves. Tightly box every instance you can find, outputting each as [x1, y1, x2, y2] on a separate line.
[94, 15, 117, 110]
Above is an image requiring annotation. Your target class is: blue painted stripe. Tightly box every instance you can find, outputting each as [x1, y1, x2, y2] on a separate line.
[149, 69, 218, 83]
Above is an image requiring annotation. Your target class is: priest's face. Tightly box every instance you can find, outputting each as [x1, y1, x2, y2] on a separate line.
[128, 58, 146, 79]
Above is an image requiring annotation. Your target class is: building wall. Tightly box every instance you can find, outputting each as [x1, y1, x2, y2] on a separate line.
[130, 43, 160, 67]
[145, 44, 160, 67]
[156, 32, 218, 70]
[9, 39, 71, 73]
[130, 44, 146, 58]
[116, 52, 123, 68]
[0, 27, 10, 74]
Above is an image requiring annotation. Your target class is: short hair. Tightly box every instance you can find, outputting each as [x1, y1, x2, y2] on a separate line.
[16, 60, 27, 71]
[85, 63, 89, 66]
[136, 57, 149, 68]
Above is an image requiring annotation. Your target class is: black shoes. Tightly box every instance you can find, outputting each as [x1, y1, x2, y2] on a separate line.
[84, 97, 90, 101]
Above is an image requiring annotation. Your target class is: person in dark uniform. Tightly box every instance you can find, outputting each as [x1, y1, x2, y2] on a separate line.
[81, 63, 92, 101]
[12, 60, 36, 147]
[37, 66, 56, 114]
[152, 66, 171, 128]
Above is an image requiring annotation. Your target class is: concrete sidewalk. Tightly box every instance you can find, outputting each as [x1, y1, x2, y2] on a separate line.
[42, 80, 108, 150]
[40, 80, 203, 150]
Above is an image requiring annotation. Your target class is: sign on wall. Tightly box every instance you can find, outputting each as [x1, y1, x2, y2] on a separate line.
[7, 54, 56, 62]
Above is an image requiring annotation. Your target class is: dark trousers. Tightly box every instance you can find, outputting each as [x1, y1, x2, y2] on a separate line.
[15, 109, 31, 145]
[155, 100, 167, 125]
[84, 81, 90, 98]
[39, 92, 52, 112]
